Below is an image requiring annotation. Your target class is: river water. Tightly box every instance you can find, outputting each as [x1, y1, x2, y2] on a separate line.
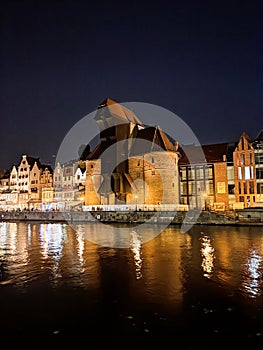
[0, 221, 263, 348]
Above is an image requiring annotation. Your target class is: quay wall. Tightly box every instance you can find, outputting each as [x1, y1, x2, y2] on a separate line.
[1, 209, 262, 225]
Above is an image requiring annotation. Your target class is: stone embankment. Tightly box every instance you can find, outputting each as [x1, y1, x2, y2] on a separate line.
[0, 209, 262, 225]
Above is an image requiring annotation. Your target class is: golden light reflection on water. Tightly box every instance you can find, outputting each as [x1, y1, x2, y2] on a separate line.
[39, 223, 64, 261]
[1, 222, 263, 301]
[241, 249, 262, 298]
[200, 234, 215, 278]
[129, 230, 143, 280]
[77, 233, 85, 266]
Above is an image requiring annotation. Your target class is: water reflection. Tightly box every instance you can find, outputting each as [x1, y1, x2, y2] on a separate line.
[39, 223, 64, 260]
[200, 234, 215, 279]
[129, 230, 143, 280]
[0, 222, 263, 302]
[242, 249, 262, 298]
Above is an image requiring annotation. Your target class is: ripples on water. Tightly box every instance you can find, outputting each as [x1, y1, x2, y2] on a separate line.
[0, 221, 263, 347]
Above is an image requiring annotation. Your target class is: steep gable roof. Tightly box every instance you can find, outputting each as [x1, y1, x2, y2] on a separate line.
[130, 125, 178, 156]
[25, 156, 41, 169]
[95, 97, 143, 126]
[40, 164, 53, 173]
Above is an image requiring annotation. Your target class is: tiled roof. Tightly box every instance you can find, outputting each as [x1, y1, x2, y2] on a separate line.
[130, 125, 178, 156]
[86, 140, 115, 160]
[179, 142, 230, 165]
[86, 124, 178, 160]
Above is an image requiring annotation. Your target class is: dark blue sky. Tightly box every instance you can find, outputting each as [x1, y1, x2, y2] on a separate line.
[1, 0, 262, 170]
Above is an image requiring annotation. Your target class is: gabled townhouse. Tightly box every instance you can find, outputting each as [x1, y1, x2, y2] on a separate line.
[53, 160, 79, 209]
[29, 162, 53, 208]
[15, 155, 54, 209]
[40, 166, 54, 208]
[53, 162, 64, 208]
[9, 166, 18, 192]
[233, 132, 256, 208]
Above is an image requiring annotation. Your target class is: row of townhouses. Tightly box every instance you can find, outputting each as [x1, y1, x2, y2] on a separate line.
[0, 98, 262, 211]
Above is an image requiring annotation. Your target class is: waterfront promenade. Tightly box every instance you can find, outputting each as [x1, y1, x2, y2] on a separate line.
[1, 208, 262, 225]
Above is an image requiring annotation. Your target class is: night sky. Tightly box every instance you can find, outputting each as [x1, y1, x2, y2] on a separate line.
[1, 0, 262, 170]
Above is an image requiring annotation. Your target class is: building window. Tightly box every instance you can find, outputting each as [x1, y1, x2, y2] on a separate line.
[151, 157, 154, 163]
[228, 184, 235, 194]
[180, 182, 187, 195]
[255, 153, 263, 165]
[152, 170, 155, 175]
[188, 182, 196, 195]
[238, 167, 242, 180]
[241, 138, 244, 150]
[240, 153, 244, 165]
[256, 168, 263, 179]
[91, 165, 93, 168]
[249, 182, 254, 194]
[240, 196, 244, 202]
[243, 183, 247, 194]
[206, 181, 214, 195]
[244, 166, 250, 180]
[188, 167, 195, 180]
[196, 166, 203, 180]
[250, 166, 254, 179]
[137, 161, 140, 166]
[180, 168, 187, 180]
[257, 183, 263, 194]
[205, 165, 213, 179]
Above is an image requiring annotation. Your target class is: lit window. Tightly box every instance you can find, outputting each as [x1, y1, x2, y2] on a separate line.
[250, 166, 254, 179]
[238, 167, 242, 180]
[245, 166, 250, 180]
